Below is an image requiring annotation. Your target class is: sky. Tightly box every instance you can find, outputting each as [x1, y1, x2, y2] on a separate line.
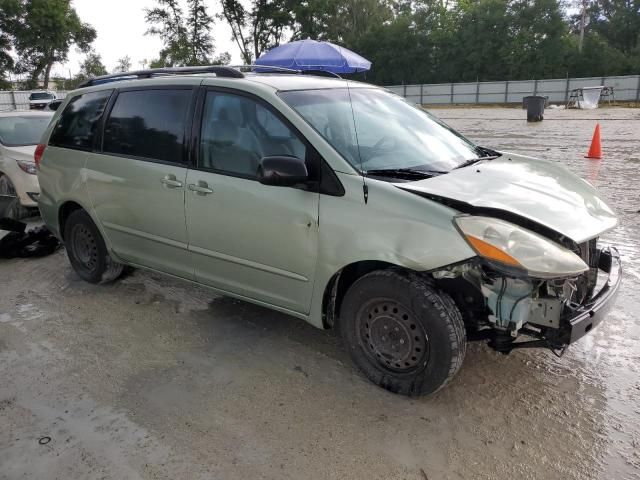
[53, 0, 239, 78]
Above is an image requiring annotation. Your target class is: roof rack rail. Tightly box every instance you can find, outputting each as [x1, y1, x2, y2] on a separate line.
[231, 64, 298, 73]
[300, 70, 342, 79]
[78, 65, 244, 88]
[232, 64, 342, 79]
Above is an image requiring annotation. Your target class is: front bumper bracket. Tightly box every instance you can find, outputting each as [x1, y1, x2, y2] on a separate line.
[565, 247, 621, 344]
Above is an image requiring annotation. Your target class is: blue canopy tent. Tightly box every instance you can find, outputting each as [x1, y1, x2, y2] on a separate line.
[254, 39, 371, 74]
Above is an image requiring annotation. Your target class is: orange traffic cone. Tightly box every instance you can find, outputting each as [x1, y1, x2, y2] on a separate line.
[585, 123, 602, 159]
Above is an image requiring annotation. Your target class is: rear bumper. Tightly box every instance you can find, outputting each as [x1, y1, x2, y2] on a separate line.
[15, 173, 40, 207]
[1, 163, 40, 207]
[564, 247, 621, 344]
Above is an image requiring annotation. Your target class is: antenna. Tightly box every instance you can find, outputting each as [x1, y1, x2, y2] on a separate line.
[338, 45, 368, 204]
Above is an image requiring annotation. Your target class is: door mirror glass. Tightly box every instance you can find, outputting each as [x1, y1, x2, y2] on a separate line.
[257, 156, 308, 187]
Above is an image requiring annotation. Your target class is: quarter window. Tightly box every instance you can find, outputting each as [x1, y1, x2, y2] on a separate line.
[49, 90, 111, 150]
[199, 91, 306, 178]
[103, 89, 191, 164]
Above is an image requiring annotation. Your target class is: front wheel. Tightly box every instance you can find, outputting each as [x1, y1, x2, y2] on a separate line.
[339, 269, 466, 396]
[64, 209, 124, 284]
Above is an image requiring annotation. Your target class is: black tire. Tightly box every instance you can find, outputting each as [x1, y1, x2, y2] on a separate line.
[0, 174, 30, 220]
[339, 269, 466, 396]
[64, 209, 123, 284]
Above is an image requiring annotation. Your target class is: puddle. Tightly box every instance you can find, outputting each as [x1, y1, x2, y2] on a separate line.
[442, 107, 640, 479]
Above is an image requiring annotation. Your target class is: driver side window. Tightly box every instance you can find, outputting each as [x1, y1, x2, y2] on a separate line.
[199, 91, 307, 179]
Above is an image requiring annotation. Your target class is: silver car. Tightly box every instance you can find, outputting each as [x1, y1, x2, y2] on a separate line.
[36, 66, 621, 395]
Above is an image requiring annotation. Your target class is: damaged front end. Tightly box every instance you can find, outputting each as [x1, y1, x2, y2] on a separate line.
[434, 221, 622, 355]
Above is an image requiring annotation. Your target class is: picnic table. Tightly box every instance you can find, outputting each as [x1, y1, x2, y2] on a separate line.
[567, 86, 615, 109]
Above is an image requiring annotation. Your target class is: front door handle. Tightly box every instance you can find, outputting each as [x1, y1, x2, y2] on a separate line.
[161, 175, 183, 188]
[188, 181, 213, 195]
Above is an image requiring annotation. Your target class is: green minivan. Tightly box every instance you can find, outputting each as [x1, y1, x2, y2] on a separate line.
[36, 66, 621, 396]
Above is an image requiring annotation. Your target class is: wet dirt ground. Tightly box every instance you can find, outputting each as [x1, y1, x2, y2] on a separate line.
[1, 107, 639, 480]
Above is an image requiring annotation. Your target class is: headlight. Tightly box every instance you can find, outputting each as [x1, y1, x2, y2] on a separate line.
[455, 216, 588, 278]
[16, 159, 37, 175]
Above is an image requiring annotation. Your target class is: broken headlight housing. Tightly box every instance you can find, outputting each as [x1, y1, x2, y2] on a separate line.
[455, 215, 588, 279]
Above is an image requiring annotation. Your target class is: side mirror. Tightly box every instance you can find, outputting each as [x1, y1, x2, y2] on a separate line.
[257, 156, 308, 187]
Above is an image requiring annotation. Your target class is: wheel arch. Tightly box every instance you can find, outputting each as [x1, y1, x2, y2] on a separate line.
[58, 200, 86, 240]
[0, 170, 13, 183]
[322, 260, 409, 329]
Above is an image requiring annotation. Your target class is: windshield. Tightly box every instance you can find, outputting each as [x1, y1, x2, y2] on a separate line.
[0, 116, 51, 146]
[279, 88, 478, 173]
[29, 92, 54, 100]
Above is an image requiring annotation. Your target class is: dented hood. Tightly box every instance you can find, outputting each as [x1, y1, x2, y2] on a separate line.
[400, 154, 617, 243]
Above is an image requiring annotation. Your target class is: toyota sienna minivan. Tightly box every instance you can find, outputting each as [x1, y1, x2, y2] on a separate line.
[36, 66, 621, 395]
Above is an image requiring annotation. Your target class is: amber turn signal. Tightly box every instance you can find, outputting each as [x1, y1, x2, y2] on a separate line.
[465, 235, 522, 267]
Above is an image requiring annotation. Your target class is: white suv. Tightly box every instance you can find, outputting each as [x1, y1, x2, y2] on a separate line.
[28, 91, 57, 110]
[0, 111, 53, 218]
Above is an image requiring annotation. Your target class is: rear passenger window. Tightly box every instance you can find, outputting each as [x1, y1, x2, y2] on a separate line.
[49, 90, 111, 150]
[103, 89, 191, 164]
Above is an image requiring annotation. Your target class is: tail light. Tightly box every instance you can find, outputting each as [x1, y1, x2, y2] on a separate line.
[34, 143, 46, 169]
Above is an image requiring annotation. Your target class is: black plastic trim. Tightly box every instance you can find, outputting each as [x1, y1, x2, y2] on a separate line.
[564, 247, 621, 344]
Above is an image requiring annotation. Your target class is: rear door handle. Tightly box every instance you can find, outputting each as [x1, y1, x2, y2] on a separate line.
[188, 181, 213, 195]
[161, 175, 183, 188]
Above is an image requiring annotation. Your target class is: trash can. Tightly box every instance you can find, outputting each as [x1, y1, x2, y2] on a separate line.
[524, 95, 545, 122]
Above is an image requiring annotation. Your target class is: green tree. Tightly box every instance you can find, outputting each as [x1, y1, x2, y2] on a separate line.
[502, 0, 572, 79]
[347, 15, 425, 84]
[567, 31, 632, 76]
[145, 0, 638, 84]
[114, 55, 132, 73]
[589, 0, 640, 54]
[0, 0, 20, 88]
[4, 0, 96, 88]
[79, 51, 108, 77]
[291, 0, 394, 44]
[219, 0, 292, 64]
[0, 40, 12, 89]
[146, 0, 228, 66]
[145, 0, 190, 66]
[64, 50, 107, 89]
[187, 0, 214, 64]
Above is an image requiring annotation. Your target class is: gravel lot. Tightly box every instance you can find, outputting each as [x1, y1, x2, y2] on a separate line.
[1, 107, 639, 480]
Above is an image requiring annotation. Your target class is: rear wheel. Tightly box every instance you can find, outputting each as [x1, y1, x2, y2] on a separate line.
[339, 269, 466, 396]
[64, 209, 123, 284]
[0, 174, 30, 220]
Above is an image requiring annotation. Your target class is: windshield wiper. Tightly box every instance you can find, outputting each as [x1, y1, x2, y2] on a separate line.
[454, 145, 502, 169]
[476, 145, 500, 157]
[365, 168, 446, 179]
[454, 154, 500, 170]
